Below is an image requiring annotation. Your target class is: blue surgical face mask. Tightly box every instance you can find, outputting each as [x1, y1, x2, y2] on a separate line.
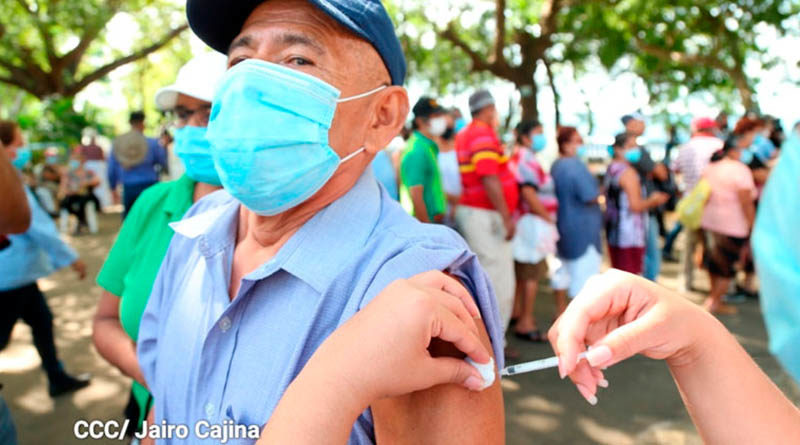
[174, 126, 221, 186]
[739, 148, 754, 165]
[68, 159, 80, 170]
[752, 134, 776, 161]
[624, 147, 642, 164]
[206, 59, 385, 216]
[454, 118, 467, 133]
[531, 133, 547, 153]
[11, 146, 31, 170]
[577, 145, 588, 158]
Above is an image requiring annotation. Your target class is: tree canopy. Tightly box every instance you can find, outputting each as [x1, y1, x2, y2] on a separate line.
[0, 0, 188, 100]
[391, 0, 799, 122]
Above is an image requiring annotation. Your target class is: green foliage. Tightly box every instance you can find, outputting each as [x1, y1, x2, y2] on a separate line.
[0, 0, 188, 99]
[16, 97, 109, 147]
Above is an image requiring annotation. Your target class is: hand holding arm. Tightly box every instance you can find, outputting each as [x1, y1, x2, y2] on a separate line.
[549, 270, 800, 444]
[259, 271, 491, 445]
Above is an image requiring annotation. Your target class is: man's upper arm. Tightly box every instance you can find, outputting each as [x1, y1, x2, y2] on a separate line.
[371, 314, 504, 444]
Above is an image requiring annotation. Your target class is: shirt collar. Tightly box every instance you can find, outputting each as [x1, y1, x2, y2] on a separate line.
[413, 130, 438, 153]
[170, 169, 383, 294]
[163, 175, 196, 217]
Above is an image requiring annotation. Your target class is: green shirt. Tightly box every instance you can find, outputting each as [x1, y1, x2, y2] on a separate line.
[400, 131, 447, 220]
[96, 174, 196, 426]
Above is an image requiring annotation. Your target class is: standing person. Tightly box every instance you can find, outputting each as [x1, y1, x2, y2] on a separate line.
[700, 124, 759, 314]
[0, 134, 30, 445]
[438, 109, 462, 227]
[550, 127, 603, 312]
[108, 111, 167, 218]
[455, 89, 519, 337]
[0, 120, 90, 398]
[665, 117, 723, 287]
[508, 120, 557, 342]
[58, 150, 101, 234]
[715, 112, 730, 140]
[604, 133, 669, 275]
[92, 52, 227, 438]
[622, 114, 670, 280]
[400, 97, 448, 223]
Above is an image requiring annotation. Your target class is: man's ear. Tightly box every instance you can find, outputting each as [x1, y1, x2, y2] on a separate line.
[364, 86, 409, 155]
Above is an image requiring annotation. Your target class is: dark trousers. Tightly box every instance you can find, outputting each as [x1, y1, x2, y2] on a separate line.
[60, 193, 100, 226]
[122, 181, 156, 220]
[0, 283, 62, 382]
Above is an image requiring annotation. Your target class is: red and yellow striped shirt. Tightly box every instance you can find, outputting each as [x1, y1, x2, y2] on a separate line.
[455, 121, 519, 210]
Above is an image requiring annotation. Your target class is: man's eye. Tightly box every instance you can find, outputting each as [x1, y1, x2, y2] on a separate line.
[229, 56, 248, 67]
[288, 56, 312, 66]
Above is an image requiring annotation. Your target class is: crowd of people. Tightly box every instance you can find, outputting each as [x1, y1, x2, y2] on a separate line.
[1, 0, 799, 444]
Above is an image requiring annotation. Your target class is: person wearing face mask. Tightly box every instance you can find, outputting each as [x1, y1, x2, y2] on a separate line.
[604, 133, 670, 275]
[0, 120, 91, 398]
[58, 150, 101, 234]
[550, 126, 603, 310]
[453, 89, 518, 351]
[700, 122, 759, 315]
[136, 1, 505, 443]
[507, 120, 558, 342]
[437, 109, 463, 227]
[399, 97, 449, 223]
[92, 52, 227, 439]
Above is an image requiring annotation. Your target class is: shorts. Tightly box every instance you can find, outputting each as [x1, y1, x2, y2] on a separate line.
[514, 260, 548, 282]
[608, 246, 645, 275]
[550, 245, 602, 298]
[705, 232, 747, 278]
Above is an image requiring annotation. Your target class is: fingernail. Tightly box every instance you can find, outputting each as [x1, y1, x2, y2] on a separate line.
[464, 375, 484, 391]
[576, 383, 598, 406]
[598, 378, 609, 388]
[586, 345, 612, 368]
[558, 363, 566, 380]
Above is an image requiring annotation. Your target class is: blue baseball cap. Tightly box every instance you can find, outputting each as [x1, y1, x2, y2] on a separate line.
[186, 0, 407, 86]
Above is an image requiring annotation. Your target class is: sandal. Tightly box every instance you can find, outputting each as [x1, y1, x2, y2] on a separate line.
[514, 329, 545, 343]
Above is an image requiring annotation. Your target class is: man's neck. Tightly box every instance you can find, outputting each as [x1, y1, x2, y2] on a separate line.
[193, 182, 221, 203]
[417, 129, 435, 141]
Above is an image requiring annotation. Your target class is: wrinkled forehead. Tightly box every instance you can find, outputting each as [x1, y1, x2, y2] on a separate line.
[233, 1, 365, 62]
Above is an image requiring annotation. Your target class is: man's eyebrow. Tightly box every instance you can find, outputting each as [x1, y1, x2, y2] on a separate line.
[277, 32, 326, 55]
[229, 35, 254, 53]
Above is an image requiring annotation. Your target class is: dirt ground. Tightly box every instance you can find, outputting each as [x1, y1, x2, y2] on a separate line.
[1, 211, 797, 444]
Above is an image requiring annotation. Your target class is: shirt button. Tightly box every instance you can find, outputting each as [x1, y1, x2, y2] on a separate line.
[205, 403, 214, 417]
[219, 316, 232, 333]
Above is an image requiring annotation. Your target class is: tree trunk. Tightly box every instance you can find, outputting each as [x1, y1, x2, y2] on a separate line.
[518, 82, 539, 123]
[730, 67, 757, 113]
[542, 58, 560, 127]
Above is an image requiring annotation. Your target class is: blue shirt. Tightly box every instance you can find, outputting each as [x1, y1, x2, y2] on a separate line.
[108, 137, 167, 188]
[551, 156, 603, 260]
[137, 170, 503, 445]
[0, 186, 78, 291]
[370, 150, 398, 200]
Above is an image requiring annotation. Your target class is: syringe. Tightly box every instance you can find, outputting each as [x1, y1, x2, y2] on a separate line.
[501, 351, 588, 377]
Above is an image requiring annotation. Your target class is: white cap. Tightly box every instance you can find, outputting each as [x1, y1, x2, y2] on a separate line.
[155, 52, 228, 111]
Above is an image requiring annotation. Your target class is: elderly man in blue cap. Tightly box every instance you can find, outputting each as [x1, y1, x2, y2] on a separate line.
[136, 0, 505, 443]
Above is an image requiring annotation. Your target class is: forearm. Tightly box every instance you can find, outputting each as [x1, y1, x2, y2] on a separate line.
[0, 154, 31, 234]
[668, 315, 800, 444]
[480, 175, 510, 220]
[409, 186, 430, 223]
[259, 360, 365, 445]
[521, 186, 552, 223]
[93, 317, 147, 386]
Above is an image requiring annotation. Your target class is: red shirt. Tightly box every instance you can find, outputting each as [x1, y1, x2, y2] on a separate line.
[456, 121, 519, 211]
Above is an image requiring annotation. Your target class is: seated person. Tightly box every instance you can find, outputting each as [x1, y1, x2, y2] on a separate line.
[59, 151, 100, 234]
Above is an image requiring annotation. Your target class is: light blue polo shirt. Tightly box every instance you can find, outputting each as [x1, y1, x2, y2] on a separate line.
[137, 170, 503, 444]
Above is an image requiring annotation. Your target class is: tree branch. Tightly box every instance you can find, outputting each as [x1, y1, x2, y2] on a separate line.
[439, 24, 494, 73]
[15, 0, 57, 68]
[492, 0, 507, 67]
[634, 39, 730, 72]
[64, 24, 189, 97]
[539, 0, 563, 39]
